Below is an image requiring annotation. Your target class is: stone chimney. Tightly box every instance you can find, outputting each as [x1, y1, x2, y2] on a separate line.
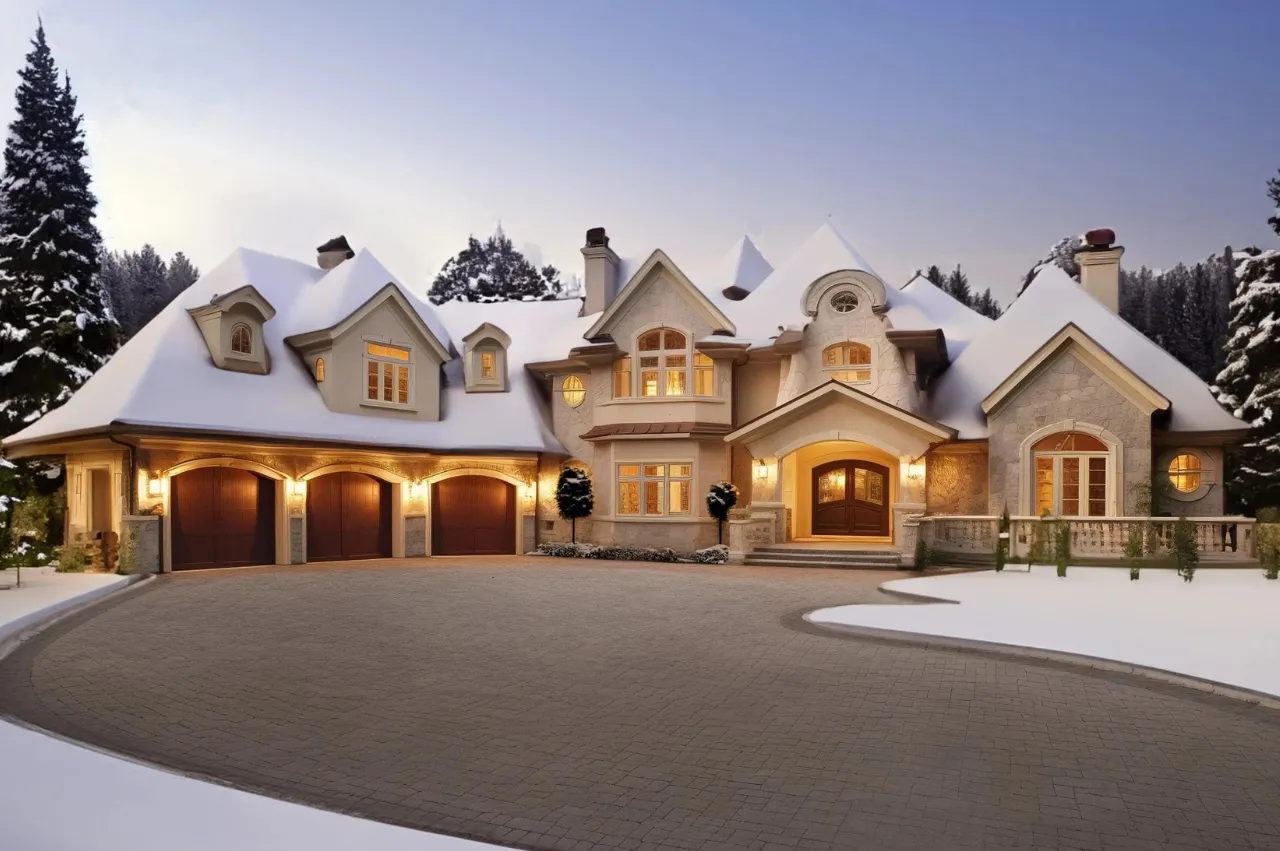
[317, 235, 355, 270]
[1073, 228, 1124, 313]
[581, 227, 620, 315]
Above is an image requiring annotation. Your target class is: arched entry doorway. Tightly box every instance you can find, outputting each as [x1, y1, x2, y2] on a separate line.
[811, 459, 889, 537]
[306, 471, 392, 561]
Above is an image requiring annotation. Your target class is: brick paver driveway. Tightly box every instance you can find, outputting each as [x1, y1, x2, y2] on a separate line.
[4, 560, 1280, 850]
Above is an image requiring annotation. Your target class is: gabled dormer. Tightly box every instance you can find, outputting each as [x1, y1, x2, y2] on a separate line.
[187, 284, 276, 375]
[462, 323, 511, 392]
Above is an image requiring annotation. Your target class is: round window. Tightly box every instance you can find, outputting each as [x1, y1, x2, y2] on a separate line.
[1168, 453, 1201, 493]
[830, 291, 859, 313]
[561, 375, 586, 408]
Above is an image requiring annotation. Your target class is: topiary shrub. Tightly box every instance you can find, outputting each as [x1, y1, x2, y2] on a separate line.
[1125, 526, 1144, 580]
[705, 481, 739, 545]
[995, 507, 1010, 572]
[1055, 523, 1070, 578]
[1172, 516, 1199, 582]
[554, 467, 593, 543]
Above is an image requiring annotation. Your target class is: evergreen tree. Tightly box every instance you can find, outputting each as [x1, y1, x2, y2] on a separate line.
[0, 23, 115, 437]
[96, 248, 130, 333]
[166, 251, 199, 300]
[125, 244, 168, 332]
[554, 466, 593, 543]
[944, 264, 972, 307]
[924, 264, 946, 290]
[973, 288, 1002, 319]
[1018, 234, 1081, 295]
[705, 481, 739, 545]
[428, 227, 563, 304]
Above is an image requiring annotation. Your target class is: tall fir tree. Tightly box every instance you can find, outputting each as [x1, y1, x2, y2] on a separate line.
[428, 227, 563, 304]
[166, 251, 199, 300]
[972, 288, 1002, 319]
[944, 264, 972, 307]
[923, 264, 946, 290]
[0, 23, 115, 436]
[125, 244, 168, 330]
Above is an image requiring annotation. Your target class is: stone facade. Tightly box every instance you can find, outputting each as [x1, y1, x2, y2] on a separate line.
[405, 515, 427, 557]
[987, 350, 1152, 516]
[289, 516, 305, 564]
[120, 515, 161, 574]
[926, 448, 989, 515]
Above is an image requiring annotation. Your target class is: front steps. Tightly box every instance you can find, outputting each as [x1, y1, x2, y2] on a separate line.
[743, 546, 902, 570]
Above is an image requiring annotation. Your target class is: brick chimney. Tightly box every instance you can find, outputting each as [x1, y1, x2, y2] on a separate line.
[317, 235, 354, 270]
[1073, 228, 1124, 313]
[581, 227, 620, 315]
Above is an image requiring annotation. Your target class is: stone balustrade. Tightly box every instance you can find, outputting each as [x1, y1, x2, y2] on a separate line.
[919, 515, 1257, 562]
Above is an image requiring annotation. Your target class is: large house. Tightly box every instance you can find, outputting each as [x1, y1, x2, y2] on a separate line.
[1, 224, 1251, 571]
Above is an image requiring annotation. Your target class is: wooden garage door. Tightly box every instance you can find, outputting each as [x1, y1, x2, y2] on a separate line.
[432, 476, 515, 555]
[306, 472, 392, 561]
[171, 467, 275, 570]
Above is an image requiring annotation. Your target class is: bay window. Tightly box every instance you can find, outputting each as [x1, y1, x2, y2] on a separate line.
[617, 463, 693, 516]
[613, 328, 715, 398]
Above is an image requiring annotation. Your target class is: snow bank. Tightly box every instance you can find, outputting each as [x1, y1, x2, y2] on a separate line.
[0, 569, 130, 645]
[809, 566, 1280, 697]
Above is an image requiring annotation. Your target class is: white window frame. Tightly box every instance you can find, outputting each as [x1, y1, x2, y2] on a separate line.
[1032, 450, 1110, 518]
[362, 339, 415, 410]
[821, 340, 874, 386]
[228, 322, 254, 359]
[616, 462, 694, 517]
[620, 327, 714, 399]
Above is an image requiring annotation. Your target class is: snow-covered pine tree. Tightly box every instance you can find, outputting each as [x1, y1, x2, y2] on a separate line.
[973, 288, 1001, 319]
[96, 249, 130, 334]
[166, 251, 200, 300]
[554, 466, 593, 543]
[1018, 235, 1081, 295]
[1215, 243, 1280, 511]
[428, 227, 563, 305]
[944, 265, 972, 307]
[705, 481, 739, 544]
[0, 24, 115, 437]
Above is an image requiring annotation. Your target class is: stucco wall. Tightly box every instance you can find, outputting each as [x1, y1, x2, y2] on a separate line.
[987, 350, 1151, 515]
[926, 448, 989, 515]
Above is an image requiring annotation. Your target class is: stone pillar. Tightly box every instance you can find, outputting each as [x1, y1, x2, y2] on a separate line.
[121, 516, 161, 574]
[289, 516, 306, 564]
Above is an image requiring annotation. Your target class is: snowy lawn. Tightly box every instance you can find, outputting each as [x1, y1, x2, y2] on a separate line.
[808, 565, 1280, 698]
[0, 570, 501, 850]
[0, 567, 130, 644]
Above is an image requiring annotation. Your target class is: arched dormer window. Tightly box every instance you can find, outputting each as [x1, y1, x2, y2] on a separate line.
[230, 323, 253, 355]
[462, 323, 511, 393]
[314, 357, 325, 382]
[822, 342, 872, 384]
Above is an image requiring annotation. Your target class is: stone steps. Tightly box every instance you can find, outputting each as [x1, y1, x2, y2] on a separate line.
[744, 547, 902, 570]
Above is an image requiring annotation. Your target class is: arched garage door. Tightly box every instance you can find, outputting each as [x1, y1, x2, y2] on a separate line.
[432, 475, 516, 555]
[306, 472, 392, 561]
[171, 467, 275, 570]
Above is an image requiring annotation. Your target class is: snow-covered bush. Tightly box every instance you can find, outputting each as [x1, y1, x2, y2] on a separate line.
[691, 545, 728, 564]
[536, 542, 679, 562]
[554, 467, 593, 543]
[705, 481, 739, 544]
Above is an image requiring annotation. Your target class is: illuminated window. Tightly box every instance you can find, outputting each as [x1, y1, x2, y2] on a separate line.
[480, 350, 495, 379]
[613, 357, 632, 398]
[822, 342, 872, 384]
[635, 328, 690, 397]
[561, 375, 586, 408]
[1169, 454, 1201, 493]
[230, 323, 252, 355]
[314, 357, 325, 382]
[694, 352, 714, 396]
[1031, 431, 1109, 516]
[364, 342, 412, 406]
[616, 462, 692, 516]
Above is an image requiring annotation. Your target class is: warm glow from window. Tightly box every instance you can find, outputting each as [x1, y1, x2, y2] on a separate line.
[365, 343, 412, 406]
[230, 323, 252, 355]
[1033, 432, 1108, 516]
[480, 350, 496, 379]
[613, 357, 632, 398]
[366, 342, 410, 361]
[632, 328, 692, 397]
[562, 375, 586, 407]
[694, 352, 714, 396]
[617, 462, 692, 516]
[314, 357, 325, 382]
[822, 342, 871, 384]
[1033, 432, 1107, 452]
[1169, 454, 1201, 493]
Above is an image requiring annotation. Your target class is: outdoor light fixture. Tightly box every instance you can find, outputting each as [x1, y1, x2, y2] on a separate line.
[147, 472, 162, 496]
[754, 460, 769, 480]
[290, 479, 307, 497]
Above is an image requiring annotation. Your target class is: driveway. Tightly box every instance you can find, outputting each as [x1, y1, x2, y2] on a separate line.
[3, 559, 1280, 851]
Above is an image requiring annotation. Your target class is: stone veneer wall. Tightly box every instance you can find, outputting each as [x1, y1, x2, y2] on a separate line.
[405, 515, 427, 557]
[925, 449, 989, 515]
[289, 516, 305, 563]
[987, 350, 1151, 516]
[121, 515, 161, 574]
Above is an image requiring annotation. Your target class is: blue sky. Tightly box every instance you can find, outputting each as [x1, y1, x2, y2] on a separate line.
[3, 0, 1278, 304]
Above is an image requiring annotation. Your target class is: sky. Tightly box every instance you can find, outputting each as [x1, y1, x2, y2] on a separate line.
[2, 0, 1278, 305]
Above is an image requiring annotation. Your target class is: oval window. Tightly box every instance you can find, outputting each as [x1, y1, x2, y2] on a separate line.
[561, 375, 586, 408]
[830, 291, 859, 313]
[1168, 453, 1201, 493]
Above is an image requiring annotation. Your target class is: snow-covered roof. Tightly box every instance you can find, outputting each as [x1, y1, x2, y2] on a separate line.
[928, 266, 1244, 438]
[885, 272, 993, 360]
[4, 248, 576, 454]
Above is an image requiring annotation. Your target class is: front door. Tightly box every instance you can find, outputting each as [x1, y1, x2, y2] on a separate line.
[811, 460, 889, 537]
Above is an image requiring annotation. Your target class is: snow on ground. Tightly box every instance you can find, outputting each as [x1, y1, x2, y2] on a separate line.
[808, 566, 1280, 697]
[0, 573, 501, 851]
[0, 567, 129, 643]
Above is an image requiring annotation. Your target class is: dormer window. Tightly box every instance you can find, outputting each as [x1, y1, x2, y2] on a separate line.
[314, 357, 325, 382]
[364, 341, 412, 408]
[823, 342, 873, 384]
[230, 324, 253, 355]
[462, 323, 511, 393]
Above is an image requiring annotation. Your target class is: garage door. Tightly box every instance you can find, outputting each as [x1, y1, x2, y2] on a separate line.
[171, 467, 275, 570]
[306, 472, 392, 561]
[432, 476, 516, 555]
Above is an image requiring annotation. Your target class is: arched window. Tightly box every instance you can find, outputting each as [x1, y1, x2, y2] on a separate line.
[561, 375, 586, 407]
[1031, 431, 1109, 517]
[1168, 453, 1201, 493]
[822, 342, 872, 384]
[230, 323, 253, 355]
[314, 357, 325, 382]
[635, 328, 691, 397]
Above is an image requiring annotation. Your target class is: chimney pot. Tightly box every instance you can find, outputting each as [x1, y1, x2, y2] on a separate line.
[585, 227, 609, 248]
[1084, 228, 1115, 249]
[1073, 229, 1124, 314]
[581, 227, 620, 315]
[317, 235, 355, 270]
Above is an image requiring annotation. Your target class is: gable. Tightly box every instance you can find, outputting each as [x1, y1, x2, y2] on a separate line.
[336, 296, 448, 365]
[585, 250, 735, 340]
[285, 283, 451, 363]
[981, 324, 1169, 418]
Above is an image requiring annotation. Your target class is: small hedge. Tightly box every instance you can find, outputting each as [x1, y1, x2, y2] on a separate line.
[536, 541, 728, 564]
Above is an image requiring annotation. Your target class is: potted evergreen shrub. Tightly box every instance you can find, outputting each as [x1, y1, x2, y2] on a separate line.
[1125, 526, 1143, 580]
[706, 481, 739, 545]
[1055, 522, 1070, 578]
[554, 467, 593, 544]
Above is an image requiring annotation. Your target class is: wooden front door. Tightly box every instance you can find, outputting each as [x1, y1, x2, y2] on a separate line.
[171, 467, 275, 570]
[811, 460, 890, 537]
[306, 472, 392, 562]
[432, 475, 516, 556]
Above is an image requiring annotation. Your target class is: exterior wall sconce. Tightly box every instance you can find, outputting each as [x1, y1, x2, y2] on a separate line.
[147, 472, 162, 497]
[290, 479, 307, 498]
[754, 460, 769, 480]
[905, 460, 926, 481]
